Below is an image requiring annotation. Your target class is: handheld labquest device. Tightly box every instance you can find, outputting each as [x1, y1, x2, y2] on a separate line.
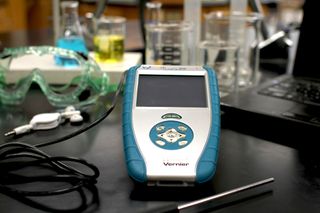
[122, 65, 220, 186]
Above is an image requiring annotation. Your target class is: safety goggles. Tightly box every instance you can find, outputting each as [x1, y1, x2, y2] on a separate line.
[0, 46, 110, 107]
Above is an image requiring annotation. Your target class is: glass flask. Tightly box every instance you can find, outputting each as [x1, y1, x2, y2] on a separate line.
[55, 1, 88, 67]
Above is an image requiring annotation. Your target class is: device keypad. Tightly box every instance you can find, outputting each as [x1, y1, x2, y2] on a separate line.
[158, 128, 186, 143]
[150, 121, 194, 150]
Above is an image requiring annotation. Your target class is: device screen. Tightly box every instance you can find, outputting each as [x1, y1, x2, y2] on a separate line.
[136, 75, 207, 107]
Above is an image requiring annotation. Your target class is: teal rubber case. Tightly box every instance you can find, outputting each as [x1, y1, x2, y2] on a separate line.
[122, 65, 220, 184]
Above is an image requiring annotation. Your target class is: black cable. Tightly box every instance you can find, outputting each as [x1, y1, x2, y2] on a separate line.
[0, 70, 127, 212]
[0, 142, 100, 212]
[1, 182, 99, 213]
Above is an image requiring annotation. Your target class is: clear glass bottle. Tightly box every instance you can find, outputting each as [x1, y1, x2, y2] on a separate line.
[55, 1, 88, 67]
[145, 2, 162, 25]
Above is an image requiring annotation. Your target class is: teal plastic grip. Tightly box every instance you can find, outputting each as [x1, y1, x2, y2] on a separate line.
[122, 65, 147, 183]
[195, 66, 221, 183]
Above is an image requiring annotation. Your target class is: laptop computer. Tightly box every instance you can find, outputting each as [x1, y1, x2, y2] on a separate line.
[220, 0, 320, 145]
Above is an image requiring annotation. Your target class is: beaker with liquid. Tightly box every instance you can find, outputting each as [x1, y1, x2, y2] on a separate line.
[199, 12, 262, 96]
[145, 21, 193, 65]
[93, 16, 126, 63]
[198, 40, 239, 97]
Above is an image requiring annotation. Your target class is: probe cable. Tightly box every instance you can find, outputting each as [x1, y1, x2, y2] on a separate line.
[0, 142, 100, 212]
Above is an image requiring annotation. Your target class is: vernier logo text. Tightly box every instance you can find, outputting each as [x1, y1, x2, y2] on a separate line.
[163, 162, 189, 166]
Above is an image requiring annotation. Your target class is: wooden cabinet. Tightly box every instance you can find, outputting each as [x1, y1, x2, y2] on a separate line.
[0, 0, 27, 33]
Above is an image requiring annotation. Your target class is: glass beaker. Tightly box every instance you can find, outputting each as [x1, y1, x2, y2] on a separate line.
[199, 12, 262, 96]
[198, 40, 239, 97]
[93, 16, 126, 63]
[145, 21, 193, 65]
[55, 1, 88, 67]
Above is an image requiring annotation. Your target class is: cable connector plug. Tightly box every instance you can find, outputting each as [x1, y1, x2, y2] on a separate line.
[4, 124, 33, 136]
[4, 106, 83, 137]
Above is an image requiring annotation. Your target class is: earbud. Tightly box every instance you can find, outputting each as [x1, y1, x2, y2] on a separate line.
[65, 105, 76, 112]
[61, 105, 83, 123]
[70, 114, 83, 123]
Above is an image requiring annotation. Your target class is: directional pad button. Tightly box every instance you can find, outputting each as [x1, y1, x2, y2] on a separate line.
[150, 121, 193, 150]
[158, 128, 185, 143]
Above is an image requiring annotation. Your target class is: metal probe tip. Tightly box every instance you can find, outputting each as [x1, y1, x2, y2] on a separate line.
[178, 177, 275, 211]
